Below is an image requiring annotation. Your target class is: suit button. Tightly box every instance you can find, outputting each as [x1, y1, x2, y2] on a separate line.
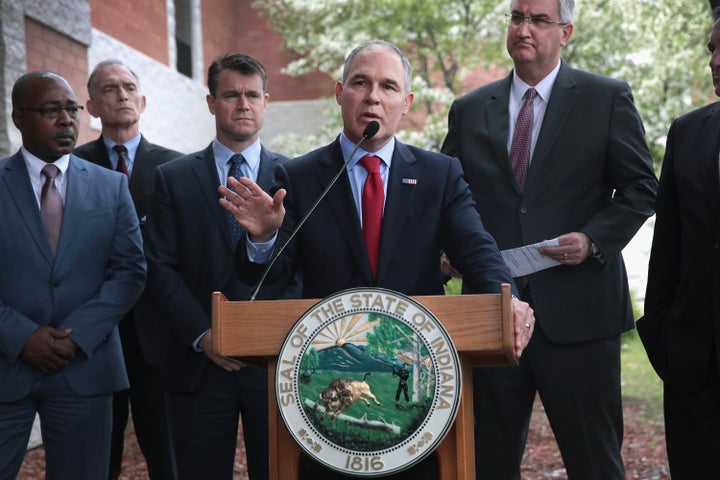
[520, 207, 527, 214]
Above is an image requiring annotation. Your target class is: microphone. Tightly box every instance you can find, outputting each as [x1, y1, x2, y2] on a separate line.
[247, 121, 380, 301]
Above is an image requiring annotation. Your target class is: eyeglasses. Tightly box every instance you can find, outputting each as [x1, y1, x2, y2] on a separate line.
[21, 105, 84, 119]
[505, 13, 568, 29]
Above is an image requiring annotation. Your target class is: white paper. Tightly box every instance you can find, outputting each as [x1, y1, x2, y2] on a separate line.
[501, 238, 561, 277]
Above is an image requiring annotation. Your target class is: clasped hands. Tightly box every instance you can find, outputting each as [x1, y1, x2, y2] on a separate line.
[21, 326, 78, 374]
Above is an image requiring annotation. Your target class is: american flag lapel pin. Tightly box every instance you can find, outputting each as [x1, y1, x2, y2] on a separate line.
[402, 178, 418, 185]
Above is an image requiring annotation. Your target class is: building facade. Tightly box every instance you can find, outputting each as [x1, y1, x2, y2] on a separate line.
[0, 0, 333, 157]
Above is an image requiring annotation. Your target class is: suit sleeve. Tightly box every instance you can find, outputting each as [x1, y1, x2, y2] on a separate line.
[440, 157, 517, 295]
[637, 120, 681, 379]
[58, 174, 146, 357]
[579, 82, 658, 257]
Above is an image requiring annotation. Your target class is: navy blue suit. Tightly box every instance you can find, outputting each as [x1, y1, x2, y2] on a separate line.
[242, 137, 515, 479]
[144, 144, 299, 480]
[0, 152, 145, 479]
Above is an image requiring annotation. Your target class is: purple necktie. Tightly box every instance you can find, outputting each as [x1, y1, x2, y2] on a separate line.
[509, 88, 536, 191]
[41, 164, 64, 256]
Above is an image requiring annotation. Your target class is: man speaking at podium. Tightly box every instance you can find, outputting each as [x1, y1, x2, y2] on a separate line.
[221, 40, 534, 479]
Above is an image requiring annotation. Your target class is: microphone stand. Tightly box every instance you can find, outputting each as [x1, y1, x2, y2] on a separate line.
[247, 121, 380, 301]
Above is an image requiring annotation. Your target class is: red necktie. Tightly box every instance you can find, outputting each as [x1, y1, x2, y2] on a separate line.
[359, 155, 384, 280]
[113, 144, 129, 176]
[509, 88, 536, 191]
[41, 164, 63, 256]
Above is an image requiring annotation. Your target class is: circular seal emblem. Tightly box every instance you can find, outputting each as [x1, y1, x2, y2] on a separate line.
[276, 288, 462, 477]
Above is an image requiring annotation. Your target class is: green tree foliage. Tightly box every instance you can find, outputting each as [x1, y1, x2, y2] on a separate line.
[258, 0, 715, 165]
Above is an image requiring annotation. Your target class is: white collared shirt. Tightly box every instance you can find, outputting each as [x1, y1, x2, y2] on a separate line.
[507, 60, 562, 165]
[23, 147, 70, 209]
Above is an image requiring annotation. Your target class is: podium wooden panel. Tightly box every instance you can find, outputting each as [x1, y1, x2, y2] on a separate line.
[212, 284, 516, 480]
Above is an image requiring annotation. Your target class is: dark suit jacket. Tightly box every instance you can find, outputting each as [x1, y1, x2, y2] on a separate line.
[442, 62, 658, 343]
[638, 102, 720, 392]
[248, 138, 515, 299]
[0, 152, 146, 400]
[144, 144, 299, 392]
[74, 135, 182, 367]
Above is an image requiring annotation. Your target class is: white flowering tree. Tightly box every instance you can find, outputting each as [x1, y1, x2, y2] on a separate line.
[258, 0, 714, 165]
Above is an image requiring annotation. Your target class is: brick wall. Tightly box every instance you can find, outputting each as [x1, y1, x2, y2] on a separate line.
[24, 18, 93, 146]
[89, 0, 170, 65]
[201, 0, 334, 101]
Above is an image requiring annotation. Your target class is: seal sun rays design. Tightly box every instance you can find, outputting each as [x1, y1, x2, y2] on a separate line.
[312, 313, 379, 347]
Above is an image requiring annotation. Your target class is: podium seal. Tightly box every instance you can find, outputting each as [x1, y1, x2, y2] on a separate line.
[276, 288, 462, 476]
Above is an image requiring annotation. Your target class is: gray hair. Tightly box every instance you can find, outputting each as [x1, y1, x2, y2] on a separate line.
[342, 40, 413, 93]
[87, 59, 140, 99]
[510, 0, 575, 23]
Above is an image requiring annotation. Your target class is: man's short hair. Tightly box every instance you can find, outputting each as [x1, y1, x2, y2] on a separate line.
[207, 54, 268, 97]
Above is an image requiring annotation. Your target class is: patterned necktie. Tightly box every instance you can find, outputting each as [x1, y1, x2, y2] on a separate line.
[359, 155, 384, 280]
[113, 144, 129, 177]
[41, 164, 64, 256]
[509, 88, 536, 191]
[226, 153, 246, 243]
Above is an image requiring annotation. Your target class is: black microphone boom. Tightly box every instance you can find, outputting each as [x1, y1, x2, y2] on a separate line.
[247, 121, 380, 301]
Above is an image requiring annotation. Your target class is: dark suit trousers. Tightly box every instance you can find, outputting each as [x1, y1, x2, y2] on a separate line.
[166, 364, 268, 480]
[109, 315, 173, 480]
[0, 372, 112, 480]
[474, 322, 624, 480]
[663, 361, 720, 478]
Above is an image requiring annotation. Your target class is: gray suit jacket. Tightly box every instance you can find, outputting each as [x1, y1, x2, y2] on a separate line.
[443, 62, 658, 343]
[0, 152, 146, 400]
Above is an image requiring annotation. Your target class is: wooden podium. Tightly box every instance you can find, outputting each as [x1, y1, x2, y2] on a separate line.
[211, 283, 516, 479]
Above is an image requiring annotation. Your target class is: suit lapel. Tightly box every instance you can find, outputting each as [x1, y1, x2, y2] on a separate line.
[526, 63, 576, 191]
[485, 77, 517, 191]
[699, 104, 720, 219]
[55, 156, 89, 266]
[319, 141, 372, 283]
[128, 136, 157, 215]
[257, 146, 278, 191]
[1, 152, 54, 264]
[190, 146, 236, 250]
[376, 142, 418, 283]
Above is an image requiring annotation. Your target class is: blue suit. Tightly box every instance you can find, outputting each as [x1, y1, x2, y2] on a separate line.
[0, 152, 146, 479]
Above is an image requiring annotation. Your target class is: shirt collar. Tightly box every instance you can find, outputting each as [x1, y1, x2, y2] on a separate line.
[103, 133, 142, 161]
[511, 60, 562, 105]
[339, 131, 394, 172]
[21, 147, 70, 180]
[212, 138, 262, 177]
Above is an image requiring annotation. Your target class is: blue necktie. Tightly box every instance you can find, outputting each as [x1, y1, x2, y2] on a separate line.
[226, 154, 246, 243]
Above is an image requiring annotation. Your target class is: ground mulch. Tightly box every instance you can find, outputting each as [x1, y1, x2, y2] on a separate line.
[19, 398, 668, 479]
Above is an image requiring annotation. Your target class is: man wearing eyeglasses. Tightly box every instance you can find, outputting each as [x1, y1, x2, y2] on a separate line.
[442, 0, 658, 478]
[0, 71, 145, 479]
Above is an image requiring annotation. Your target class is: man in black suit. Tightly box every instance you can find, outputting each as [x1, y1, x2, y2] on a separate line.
[638, 8, 720, 477]
[73, 59, 182, 480]
[441, 0, 658, 478]
[220, 40, 535, 480]
[144, 53, 298, 480]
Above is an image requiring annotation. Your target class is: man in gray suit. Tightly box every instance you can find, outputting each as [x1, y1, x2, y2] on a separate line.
[441, 0, 658, 478]
[0, 71, 145, 479]
[74, 59, 181, 480]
